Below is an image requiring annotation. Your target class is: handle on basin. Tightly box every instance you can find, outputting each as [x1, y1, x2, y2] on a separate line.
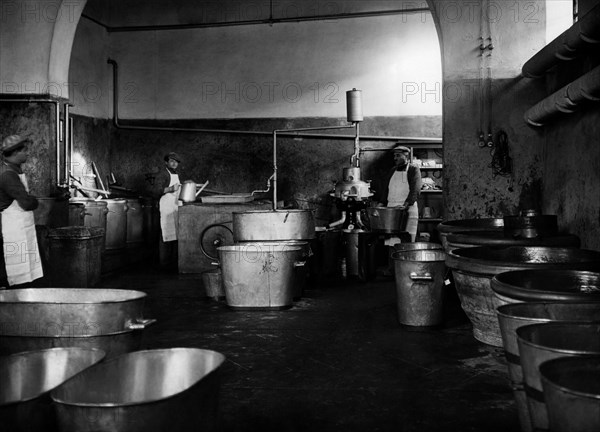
[126, 318, 157, 330]
[409, 272, 433, 281]
[294, 260, 306, 268]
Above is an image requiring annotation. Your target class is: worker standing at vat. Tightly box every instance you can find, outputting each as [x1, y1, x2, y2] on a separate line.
[373, 143, 422, 242]
[158, 152, 182, 270]
[0, 135, 42, 287]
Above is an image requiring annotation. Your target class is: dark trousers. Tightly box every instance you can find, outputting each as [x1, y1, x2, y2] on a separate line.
[159, 238, 178, 271]
[0, 234, 8, 287]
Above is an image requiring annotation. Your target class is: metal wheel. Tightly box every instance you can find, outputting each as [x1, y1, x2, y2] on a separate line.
[200, 223, 234, 260]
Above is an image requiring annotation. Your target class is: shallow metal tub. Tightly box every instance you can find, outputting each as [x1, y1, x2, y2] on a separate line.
[51, 348, 225, 432]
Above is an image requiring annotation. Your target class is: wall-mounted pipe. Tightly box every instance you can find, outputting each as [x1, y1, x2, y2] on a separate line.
[63, 103, 71, 183]
[87, 7, 430, 33]
[522, 3, 600, 78]
[0, 97, 61, 185]
[106, 58, 440, 144]
[524, 64, 600, 127]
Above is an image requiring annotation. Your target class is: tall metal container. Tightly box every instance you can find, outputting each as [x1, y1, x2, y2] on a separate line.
[342, 229, 377, 281]
[392, 249, 446, 326]
[125, 198, 143, 246]
[105, 199, 128, 250]
[68, 198, 108, 251]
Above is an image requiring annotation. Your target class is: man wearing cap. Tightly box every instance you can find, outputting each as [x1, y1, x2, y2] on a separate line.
[158, 152, 182, 269]
[0, 135, 43, 287]
[373, 144, 422, 242]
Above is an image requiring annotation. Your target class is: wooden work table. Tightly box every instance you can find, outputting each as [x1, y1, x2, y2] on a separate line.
[177, 200, 272, 273]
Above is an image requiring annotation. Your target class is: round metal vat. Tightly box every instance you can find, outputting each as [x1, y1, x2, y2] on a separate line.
[492, 270, 600, 306]
[104, 199, 128, 250]
[51, 348, 225, 432]
[68, 198, 108, 251]
[446, 246, 600, 347]
[218, 243, 303, 309]
[497, 302, 600, 432]
[446, 230, 580, 253]
[33, 197, 69, 227]
[0, 347, 105, 432]
[517, 322, 600, 431]
[232, 210, 315, 241]
[125, 198, 143, 246]
[540, 356, 600, 432]
[436, 218, 504, 252]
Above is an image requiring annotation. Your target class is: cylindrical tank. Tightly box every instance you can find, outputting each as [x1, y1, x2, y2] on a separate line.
[346, 88, 363, 122]
[105, 199, 128, 250]
[68, 198, 108, 252]
[125, 198, 143, 246]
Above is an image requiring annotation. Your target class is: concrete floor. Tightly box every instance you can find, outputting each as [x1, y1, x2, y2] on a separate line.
[102, 266, 519, 432]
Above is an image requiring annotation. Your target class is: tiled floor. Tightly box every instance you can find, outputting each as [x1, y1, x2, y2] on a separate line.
[102, 266, 519, 432]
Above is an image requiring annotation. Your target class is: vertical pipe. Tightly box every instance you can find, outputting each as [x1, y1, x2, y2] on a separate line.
[63, 104, 70, 182]
[69, 116, 74, 180]
[55, 101, 60, 184]
[353, 122, 360, 167]
[272, 131, 277, 211]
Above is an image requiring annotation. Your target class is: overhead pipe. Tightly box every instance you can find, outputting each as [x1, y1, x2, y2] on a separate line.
[522, 3, 600, 78]
[106, 59, 438, 143]
[89, 8, 430, 33]
[0, 97, 61, 185]
[524, 64, 600, 126]
[63, 103, 72, 184]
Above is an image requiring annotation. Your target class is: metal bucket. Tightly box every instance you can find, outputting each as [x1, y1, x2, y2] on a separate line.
[366, 207, 407, 233]
[232, 210, 315, 241]
[446, 246, 600, 347]
[51, 348, 225, 432]
[497, 302, 600, 432]
[436, 218, 504, 252]
[125, 198, 143, 246]
[217, 243, 304, 310]
[201, 269, 225, 300]
[517, 322, 600, 431]
[47, 227, 104, 287]
[540, 356, 600, 432]
[392, 249, 446, 326]
[104, 198, 128, 250]
[492, 270, 600, 308]
[0, 347, 105, 432]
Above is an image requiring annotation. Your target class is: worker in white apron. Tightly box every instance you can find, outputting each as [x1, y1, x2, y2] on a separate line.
[373, 144, 422, 243]
[0, 135, 43, 287]
[158, 152, 181, 269]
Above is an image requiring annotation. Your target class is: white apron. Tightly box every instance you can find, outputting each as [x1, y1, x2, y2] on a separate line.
[1, 173, 43, 285]
[159, 169, 180, 242]
[385, 166, 419, 243]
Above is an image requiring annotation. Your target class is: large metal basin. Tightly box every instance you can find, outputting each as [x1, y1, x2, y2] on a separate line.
[492, 270, 600, 307]
[51, 348, 225, 432]
[446, 246, 600, 346]
[436, 218, 504, 252]
[446, 230, 580, 253]
[517, 323, 600, 431]
[540, 356, 600, 432]
[232, 210, 315, 241]
[0, 288, 148, 336]
[496, 302, 600, 432]
[218, 243, 303, 309]
[0, 347, 105, 432]
[366, 207, 407, 233]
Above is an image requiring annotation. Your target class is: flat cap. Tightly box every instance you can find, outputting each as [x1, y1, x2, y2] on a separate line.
[1, 135, 28, 154]
[164, 152, 181, 163]
[392, 144, 410, 153]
